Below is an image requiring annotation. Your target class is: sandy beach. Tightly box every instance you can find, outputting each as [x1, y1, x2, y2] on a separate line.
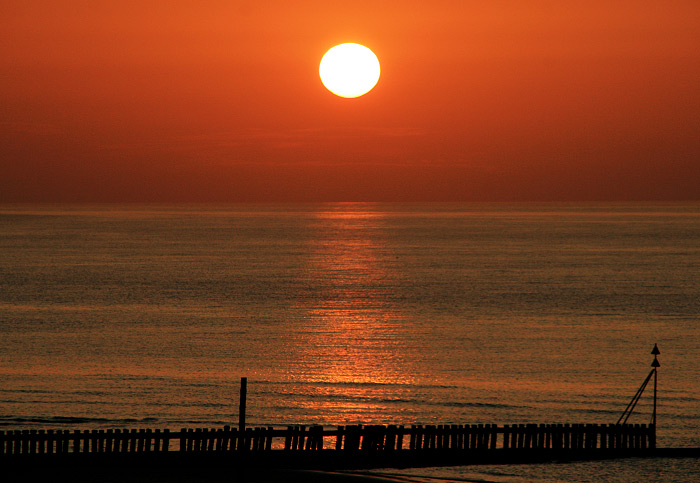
[9, 466, 427, 483]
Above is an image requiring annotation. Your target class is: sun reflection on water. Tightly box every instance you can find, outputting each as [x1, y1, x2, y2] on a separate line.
[290, 205, 415, 390]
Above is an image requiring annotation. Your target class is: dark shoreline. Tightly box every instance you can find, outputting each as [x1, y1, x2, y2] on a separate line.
[5, 448, 699, 483]
[5, 465, 416, 483]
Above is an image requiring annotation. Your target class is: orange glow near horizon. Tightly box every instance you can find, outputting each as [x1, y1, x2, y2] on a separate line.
[1, 1, 699, 202]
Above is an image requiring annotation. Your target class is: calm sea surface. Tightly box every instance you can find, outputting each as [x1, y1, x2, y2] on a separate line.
[1, 203, 699, 482]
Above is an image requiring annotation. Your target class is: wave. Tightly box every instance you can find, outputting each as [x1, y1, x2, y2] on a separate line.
[254, 380, 459, 390]
[0, 416, 159, 427]
[432, 401, 523, 410]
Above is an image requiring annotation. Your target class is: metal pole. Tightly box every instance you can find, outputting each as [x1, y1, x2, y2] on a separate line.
[239, 377, 247, 432]
[652, 368, 657, 426]
[617, 368, 654, 425]
[651, 343, 660, 427]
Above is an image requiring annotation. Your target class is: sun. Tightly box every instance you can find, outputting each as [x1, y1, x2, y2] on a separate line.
[319, 43, 380, 98]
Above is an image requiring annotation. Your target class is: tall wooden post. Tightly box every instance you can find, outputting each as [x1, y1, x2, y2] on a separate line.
[239, 377, 247, 432]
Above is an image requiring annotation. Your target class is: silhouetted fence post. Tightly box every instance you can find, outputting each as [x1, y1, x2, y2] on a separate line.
[239, 377, 247, 431]
[239, 377, 247, 452]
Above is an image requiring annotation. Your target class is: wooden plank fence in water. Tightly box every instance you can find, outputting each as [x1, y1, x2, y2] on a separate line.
[0, 423, 655, 458]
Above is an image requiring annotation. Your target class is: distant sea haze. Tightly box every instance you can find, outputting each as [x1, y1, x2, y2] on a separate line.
[1, 203, 699, 482]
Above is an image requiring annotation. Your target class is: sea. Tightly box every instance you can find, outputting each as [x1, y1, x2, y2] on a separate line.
[1, 203, 698, 482]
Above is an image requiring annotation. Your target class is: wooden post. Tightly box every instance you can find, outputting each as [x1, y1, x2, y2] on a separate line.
[29, 429, 36, 454]
[209, 428, 217, 451]
[335, 426, 344, 451]
[243, 428, 253, 451]
[313, 426, 323, 451]
[136, 429, 144, 452]
[266, 426, 274, 451]
[104, 429, 112, 453]
[574, 424, 583, 450]
[291, 426, 299, 451]
[238, 377, 247, 452]
[523, 424, 532, 449]
[569, 424, 576, 450]
[80, 430, 88, 453]
[537, 424, 545, 449]
[304, 427, 313, 451]
[193, 428, 201, 452]
[599, 425, 607, 450]
[20, 430, 28, 454]
[153, 429, 160, 452]
[179, 427, 186, 452]
[213, 428, 221, 451]
[165, 428, 171, 452]
[361, 426, 370, 452]
[351, 425, 362, 452]
[284, 426, 293, 450]
[620, 425, 628, 449]
[239, 377, 247, 432]
[222, 425, 230, 452]
[386, 425, 396, 452]
[249, 428, 257, 451]
[296, 426, 305, 451]
[259, 428, 267, 451]
[46, 429, 54, 454]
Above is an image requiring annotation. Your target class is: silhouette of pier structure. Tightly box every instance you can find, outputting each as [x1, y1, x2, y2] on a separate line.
[3, 345, 694, 469]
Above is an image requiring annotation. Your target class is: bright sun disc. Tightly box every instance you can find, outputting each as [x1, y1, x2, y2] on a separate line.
[319, 43, 380, 98]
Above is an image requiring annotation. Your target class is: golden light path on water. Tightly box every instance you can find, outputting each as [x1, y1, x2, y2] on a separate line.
[288, 207, 416, 420]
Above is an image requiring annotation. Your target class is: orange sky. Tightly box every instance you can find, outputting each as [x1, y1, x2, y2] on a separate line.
[2, 1, 699, 202]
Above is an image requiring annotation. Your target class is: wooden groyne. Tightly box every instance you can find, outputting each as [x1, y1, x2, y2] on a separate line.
[0, 422, 660, 469]
[5, 348, 694, 470]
